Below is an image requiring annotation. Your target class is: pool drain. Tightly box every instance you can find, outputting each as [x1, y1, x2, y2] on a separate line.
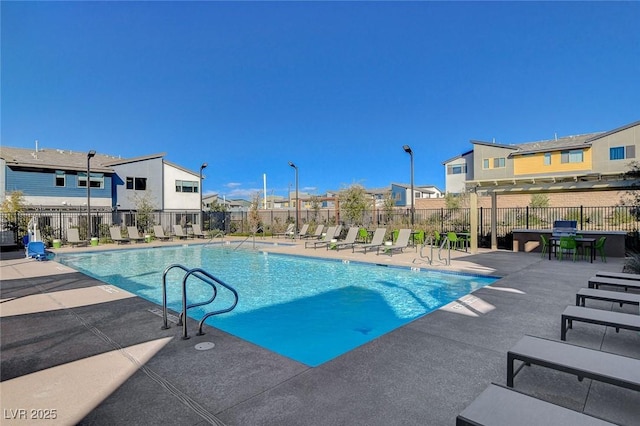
[195, 342, 215, 351]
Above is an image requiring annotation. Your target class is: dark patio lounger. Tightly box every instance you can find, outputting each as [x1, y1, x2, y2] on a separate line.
[576, 288, 640, 308]
[561, 305, 640, 340]
[456, 383, 614, 426]
[595, 271, 640, 281]
[507, 335, 640, 391]
[588, 276, 640, 292]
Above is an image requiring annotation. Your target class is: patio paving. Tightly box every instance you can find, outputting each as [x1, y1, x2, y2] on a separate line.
[1, 239, 639, 425]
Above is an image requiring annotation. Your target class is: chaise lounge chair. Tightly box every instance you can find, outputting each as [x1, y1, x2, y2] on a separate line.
[507, 334, 640, 391]
[305, 226, 337, 249]
[333, 226, 360, 251]
[173, 224, 189, 239]
[191, 223, 207, 238]
[273, 223, 295, 239]
[353, 228, 386, 254]
[377, 228, 411, 256]
[595, 271, 640, 281]
[576, 288, 640, 309]
[66, 228, 86, 247]
[588, 276, 640, 292]
[296, 223, 310, 239]
[456, 383, 613, 426]
[560, 305, 640, 341]
[109, 226, 130, 244]
[127, 226, 145, 243]
[301, 224, 324, 239]
[153, 225, 171, 241]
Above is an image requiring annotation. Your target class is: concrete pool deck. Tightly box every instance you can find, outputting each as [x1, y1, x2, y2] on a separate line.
[1, 238, 639, 425]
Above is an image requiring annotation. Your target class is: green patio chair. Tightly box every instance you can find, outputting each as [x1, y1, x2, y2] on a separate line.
[413, 230, 425, 245]
[447, 232, 461, 250]
[540, 234, 549, 258]
[358, 227, 369, 243]
[433, 230, 442, 247]
[557, 236, 577, 261]
[585, 236, 607, 262]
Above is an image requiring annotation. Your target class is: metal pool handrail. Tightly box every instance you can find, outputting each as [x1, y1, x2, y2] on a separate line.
[161, 264, 217, 330]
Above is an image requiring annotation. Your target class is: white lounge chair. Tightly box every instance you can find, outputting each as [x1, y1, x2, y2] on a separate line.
[153, 225, 171, 241]
[109, 226, 130, 244]
[127, 226, 145, 243]
[191, 224, 207, 238]
[333, 227, 360, 251]
[173, 224, 189, 239]
[353, 228, 386, 254]
[301, 224, 324, 239]
[305, 226, 337, 249]
[66, 228, 86, 247]
[377, 229, 411, 256]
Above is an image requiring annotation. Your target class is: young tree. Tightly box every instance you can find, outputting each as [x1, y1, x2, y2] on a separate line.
[1, 191, 29, 237]
[130, 190, 157, 233]
[382, 193, 395, 224]
[248, 192, 262, 233]
[339, 184, 368, 225]
[529, 194, 550, 208]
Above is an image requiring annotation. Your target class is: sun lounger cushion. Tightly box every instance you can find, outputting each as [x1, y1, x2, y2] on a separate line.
[456, 383, 614, 426]
[561, 305, 640, 340]
[507, 335, 640, 391]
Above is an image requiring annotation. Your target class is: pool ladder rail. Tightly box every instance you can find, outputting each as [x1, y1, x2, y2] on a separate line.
[414, 235, 451, 266]
[203, 231, 225, 248]
[161, 264, 239, 340]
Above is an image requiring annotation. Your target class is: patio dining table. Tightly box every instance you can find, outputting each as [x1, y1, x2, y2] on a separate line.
[549, 236, 596, 263]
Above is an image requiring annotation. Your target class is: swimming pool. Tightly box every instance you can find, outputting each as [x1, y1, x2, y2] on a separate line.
[58, 245, 498, 366]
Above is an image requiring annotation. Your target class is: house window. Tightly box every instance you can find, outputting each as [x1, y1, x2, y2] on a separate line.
[544, 152, 551, 165]
[55, 170, 66, 187]
[610, 146, 636, 160]
[493, 157, 506, 168]
[175, 180, 199, 193]
[560, 149, 584, 163]
[78, 173, 104, 189]
[447, 164, 466, 175]
[126, 177, 147, 190]
[483, 159, 489, 169]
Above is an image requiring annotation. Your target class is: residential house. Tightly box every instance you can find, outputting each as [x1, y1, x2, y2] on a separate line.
[390, 183, 444, 208]
[443, 120, 640, 195]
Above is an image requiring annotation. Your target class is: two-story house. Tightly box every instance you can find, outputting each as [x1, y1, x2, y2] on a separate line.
[443, 119, 640, 195]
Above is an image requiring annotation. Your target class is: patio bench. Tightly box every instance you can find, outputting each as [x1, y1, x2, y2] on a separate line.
[576, 288, 640, 308]
[507, 335, 640, 392]
[456, 383, 614, 426]
[561, 305, 640, 341]
[588, 276, 640, 292]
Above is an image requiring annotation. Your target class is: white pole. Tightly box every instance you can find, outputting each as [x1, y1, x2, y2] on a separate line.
[263, 173, 267, 209]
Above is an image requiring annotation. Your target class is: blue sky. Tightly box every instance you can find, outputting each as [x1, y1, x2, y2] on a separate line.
[2, 1, 639, 200]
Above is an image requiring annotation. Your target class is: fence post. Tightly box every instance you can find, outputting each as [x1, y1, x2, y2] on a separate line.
[580, 205, 584, 230]
[526, 206, 529, 229]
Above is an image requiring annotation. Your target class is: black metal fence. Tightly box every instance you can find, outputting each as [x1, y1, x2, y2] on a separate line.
[3, 205, 639, 249]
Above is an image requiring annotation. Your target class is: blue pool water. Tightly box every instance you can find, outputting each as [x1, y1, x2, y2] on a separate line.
[58, 245, 498, 366]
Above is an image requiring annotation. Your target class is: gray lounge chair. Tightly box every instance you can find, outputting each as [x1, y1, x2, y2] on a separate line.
[153, 225, 171, 241]
[109, 226, 130, 244]
[561, 305, 640, 340]
[377, 228, 411, 256]
[191, 224, 207, 238]
[296, 223, 310, 239]
[353, 228, 386, 254]
[507, 335, 640, 391]
[333, 226, 360, 251]
[456, 383, 614, 426]
[595, 271, 640, 281]
[301, 224, 324, 239]
[588, 276, 640, 292]
[66, 228, 86, 247]
[173, 224, 189, 240]
[273, 223, 295, 239]
[127, 226, 145, 243]
[305, 226, 337, 249]
[576, 288, 640, 308]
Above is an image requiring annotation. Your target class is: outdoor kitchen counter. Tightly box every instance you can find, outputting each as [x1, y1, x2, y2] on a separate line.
[512, 229, 627, 257]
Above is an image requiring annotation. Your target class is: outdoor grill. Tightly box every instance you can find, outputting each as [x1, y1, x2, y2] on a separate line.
[552, 220, 577, 237]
